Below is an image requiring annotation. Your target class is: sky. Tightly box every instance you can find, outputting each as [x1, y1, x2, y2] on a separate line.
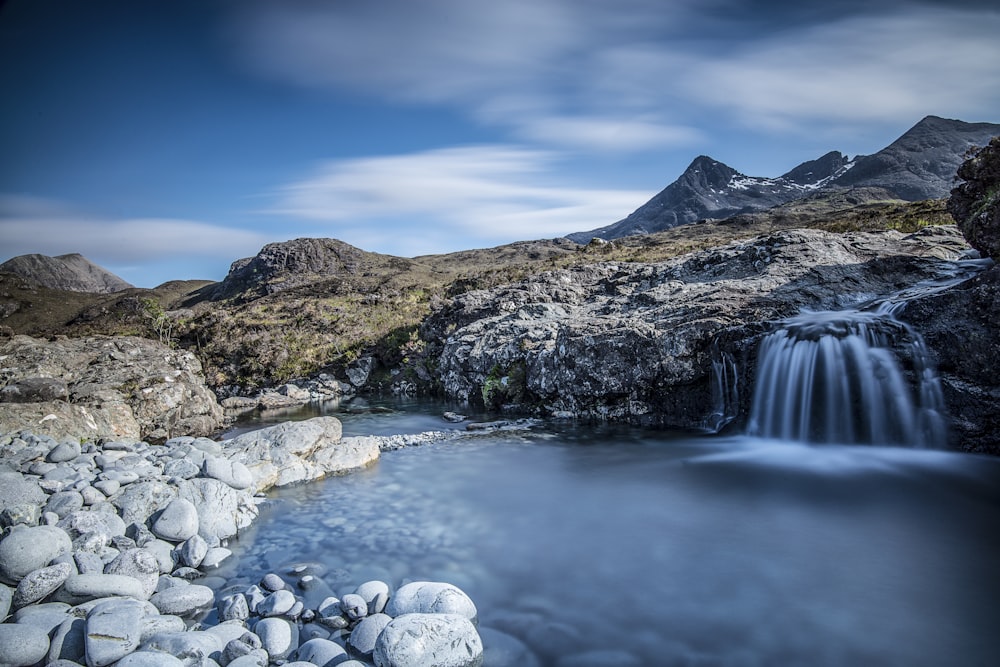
[1, 0, 999, 287]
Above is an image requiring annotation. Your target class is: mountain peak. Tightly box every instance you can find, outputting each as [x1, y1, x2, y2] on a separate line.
[0, 253, 132, 294]
[567, 115, 1000, 243]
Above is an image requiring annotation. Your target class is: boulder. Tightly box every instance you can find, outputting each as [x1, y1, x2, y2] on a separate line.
[84, 598, 147, 667]
[384, 581, 478, 621]
[0, 623, 50, 667]
[0, 524, 73, 584]
[221, 416, 378, 491]
[151, 498, 199, 542]
[373, 613, 483, 667]
[175, 477, 257, 541]
[949, 136, 1000, 260]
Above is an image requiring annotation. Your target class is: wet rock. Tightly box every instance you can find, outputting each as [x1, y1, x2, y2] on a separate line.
[178, 534, 209, 569]
[0, 524, 73, 583]
[218, 593, 250, 622]
[373, 613, 483, 667]
[478, 627, 541, 667]
[260, 572, 285, 592]
[255, 617, 299, 661]
[349, 613, 392, 658]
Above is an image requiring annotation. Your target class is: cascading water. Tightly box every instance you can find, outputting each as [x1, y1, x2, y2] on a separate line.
[747, 310, 946, 446]
[746, 256, 992, 447]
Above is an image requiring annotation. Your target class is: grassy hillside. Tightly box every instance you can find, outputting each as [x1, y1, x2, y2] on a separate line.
[0, 193, 958, 391]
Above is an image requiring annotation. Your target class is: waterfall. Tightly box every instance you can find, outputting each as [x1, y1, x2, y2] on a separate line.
[747, 309, 947, 447]
[704, 342, 738, 433]
[744, 256, 994, 447]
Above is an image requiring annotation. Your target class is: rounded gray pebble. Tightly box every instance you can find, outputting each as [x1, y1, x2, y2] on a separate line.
[149, 583, 215, 617]
[260, 572, 285, 592]
[349, 613, 392, 657]
[13, 561, 73, 608]
[340, 593, 368, 620]
[114, 652, 186, 667]
[255, 617, 299, 661]
[0, 623, 50, 666]
[258, 588, 296, 617]
[294, 637, 349, 666]
[151, 498, 199, 541]
[0, 524, 73, 583]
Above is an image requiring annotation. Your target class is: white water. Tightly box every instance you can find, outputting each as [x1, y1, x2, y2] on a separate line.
[747, 257, 990, 447]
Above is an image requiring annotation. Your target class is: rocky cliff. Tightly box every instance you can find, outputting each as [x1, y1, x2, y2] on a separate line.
[422, 226, 972, 436]
[0, 253, 132, 294]
[569, 116, 1000, 242]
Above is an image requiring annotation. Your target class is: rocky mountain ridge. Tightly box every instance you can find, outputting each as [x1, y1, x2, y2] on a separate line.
[568, 116, 1000, 242]
[0, 253, 132, 294]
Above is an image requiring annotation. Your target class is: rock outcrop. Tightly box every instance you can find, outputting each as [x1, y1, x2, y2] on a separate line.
[423, 226, 973, 432]
[0, 335, 224, 441]
[0, 253, 132, 294]
[948, 136, 1000, 261]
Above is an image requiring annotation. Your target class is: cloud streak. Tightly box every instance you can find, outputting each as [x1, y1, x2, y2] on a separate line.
[269, 145, 650, 249]
[230, 0, 1000, 145]
[0, 196, 270, 265]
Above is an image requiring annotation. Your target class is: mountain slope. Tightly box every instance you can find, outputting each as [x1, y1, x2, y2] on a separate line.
[0, 253, 132, 293]
[568, 116, 999, 243]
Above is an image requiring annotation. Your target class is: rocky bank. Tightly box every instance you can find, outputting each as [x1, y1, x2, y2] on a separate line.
[0, 417, 499, 667]
[422, 226, 987, 438]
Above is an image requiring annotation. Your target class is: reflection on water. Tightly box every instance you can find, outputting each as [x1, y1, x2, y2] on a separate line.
[226, 406, 1000, 666]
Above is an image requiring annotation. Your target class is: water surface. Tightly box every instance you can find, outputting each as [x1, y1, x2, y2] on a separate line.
[226, 407, 1000, 666]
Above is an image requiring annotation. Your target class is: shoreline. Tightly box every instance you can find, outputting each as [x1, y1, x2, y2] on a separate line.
[0, 416, 494, 667]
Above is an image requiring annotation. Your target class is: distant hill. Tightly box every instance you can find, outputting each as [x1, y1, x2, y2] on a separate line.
[0, 253, 132, 293]
[567, 115, 1000, 242]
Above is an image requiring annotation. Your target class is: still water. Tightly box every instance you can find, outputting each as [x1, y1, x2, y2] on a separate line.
[225, 401, 1000, 666]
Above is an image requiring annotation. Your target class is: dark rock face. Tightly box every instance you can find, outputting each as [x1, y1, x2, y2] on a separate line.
[948, 136, 1000, 260]
[424, 226, 971, 431]
[900, 265, 1000, 454]
[0, 253, 132, 293]
[569, 116, 1000, 243]
[835, 116, 1000, 201]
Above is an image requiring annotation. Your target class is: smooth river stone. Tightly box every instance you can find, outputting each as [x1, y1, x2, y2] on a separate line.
[48, 441, 82, 463]
[105, 548, 161, 599]
[373, 613, 483, 667]
[294, 637, 349, 666]
[255, 617, 299, 661]
[151, 498, 199, 542]
[349, 613, 392, 658]
[202, 456, 254, 490]
[85, 598, 146, 667]
[12, 561, 73, 607]
[47, 617, 87, 664]
[60, 573, 148, 602]
[0, 622, 51, 666]
[384, 581, 478, 621]
[45, 490, 84, 518]
[149, 583, 214, 617]
[114, 652, 186, 667]
[0, 524, 73, 584]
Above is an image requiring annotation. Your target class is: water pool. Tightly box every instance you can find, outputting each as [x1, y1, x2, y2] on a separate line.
[223, 407, 1000, 666]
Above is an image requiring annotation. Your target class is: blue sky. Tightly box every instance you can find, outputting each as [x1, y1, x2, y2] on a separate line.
[1, 0, 998, 287]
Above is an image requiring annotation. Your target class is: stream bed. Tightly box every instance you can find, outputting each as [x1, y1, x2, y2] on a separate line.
[223, 402, 1000, 667]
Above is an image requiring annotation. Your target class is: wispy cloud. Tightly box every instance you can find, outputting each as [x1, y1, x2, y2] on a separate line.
[268, 145, 649, 248]
[229, 0, 1000, 144]
[0, 195, 270, 265]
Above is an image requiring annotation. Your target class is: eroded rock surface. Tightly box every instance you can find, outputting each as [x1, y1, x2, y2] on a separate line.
[424, 226, 972, 431]
[0, 335, 223, 441]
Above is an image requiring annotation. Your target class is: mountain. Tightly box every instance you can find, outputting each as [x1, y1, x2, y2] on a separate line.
[567, 116, 1000, 243]
[0, 253, 132, 293]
